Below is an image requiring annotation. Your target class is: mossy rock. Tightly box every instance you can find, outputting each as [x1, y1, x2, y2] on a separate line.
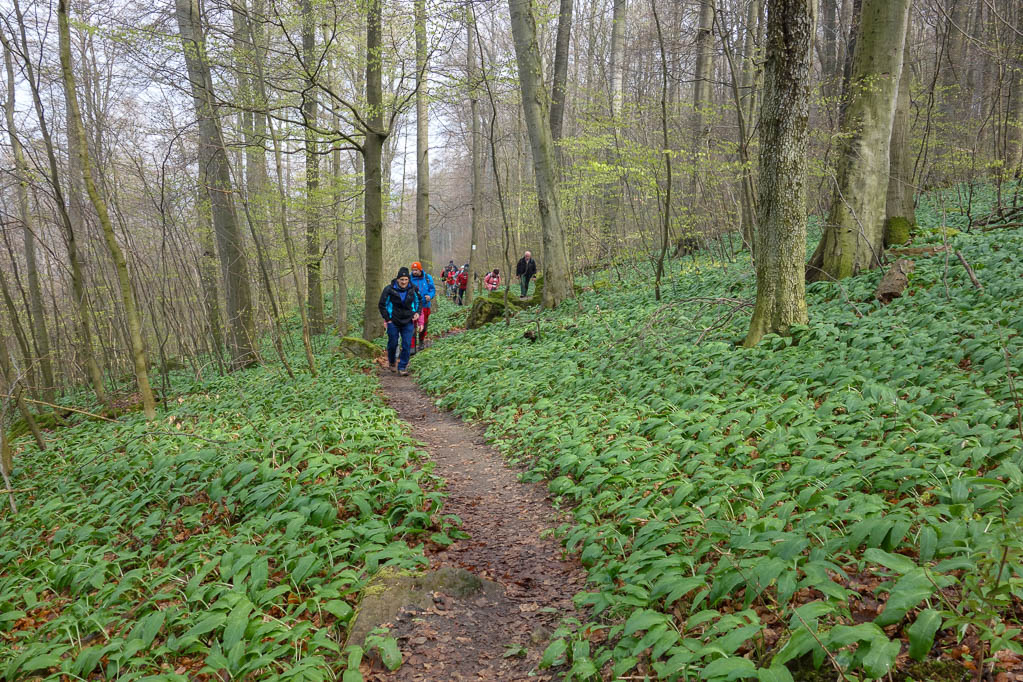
[337, 335, 384, 360]
[345, 566, 502, 648]
[885, 216, 915, 246]
[467, 292, 531, 329]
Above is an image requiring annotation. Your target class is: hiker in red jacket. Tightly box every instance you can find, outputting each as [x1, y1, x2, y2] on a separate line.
[456, 266, 469, 305]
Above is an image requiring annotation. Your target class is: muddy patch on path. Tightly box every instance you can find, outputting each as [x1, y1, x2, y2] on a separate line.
[367, 364, 588, 680]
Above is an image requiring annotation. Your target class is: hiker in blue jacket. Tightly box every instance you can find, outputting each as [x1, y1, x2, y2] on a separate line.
[378, 267, 422, 376]
[409, 261, 436, 354]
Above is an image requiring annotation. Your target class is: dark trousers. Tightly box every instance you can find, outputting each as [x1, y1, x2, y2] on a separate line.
[386, 321, 414, 369]
[457, 288, 466, 305]
[520, 274, 533, 297]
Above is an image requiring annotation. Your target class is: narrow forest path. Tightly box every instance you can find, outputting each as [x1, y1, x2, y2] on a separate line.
[369, 363, 588, 681]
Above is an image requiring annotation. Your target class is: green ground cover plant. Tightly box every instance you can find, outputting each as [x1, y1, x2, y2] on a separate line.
[0, 350, 454, 681]
[414, 217, 1023, 680]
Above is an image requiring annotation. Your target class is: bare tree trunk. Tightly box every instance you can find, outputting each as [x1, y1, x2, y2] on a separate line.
[0, 336, 45, 451]
[362, 0, 386, 340]
[609, 0, 627, 116]
[692, 0, 716, 156]
[651, 0, 672, 301]
[302, 0, 325, 335]
[415, 0, 434, 271]
[885, 26, 915, 246]
[467, 5, 482, 306]
[196, 198, 225, 362]
[175, 0, 258, 368]
[821, 0, 839, 83]
[807, 0, 910, 281]
[1, 13, 108, 407]
[549, 0, 573, 142]
[508, 0, 574, 307]
[59, 0, 155, 418]
[3, 51, 53, 402]
[744, 0, 815, 347]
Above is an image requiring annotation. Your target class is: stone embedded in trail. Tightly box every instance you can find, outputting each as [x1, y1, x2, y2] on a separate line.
[345, 565, 503, 649]
[337, 335, 384, 360]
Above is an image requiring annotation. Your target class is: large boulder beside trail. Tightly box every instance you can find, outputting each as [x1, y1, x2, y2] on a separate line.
[337, 336, 384, 359]
[466, 292, 530, 329]
[346, 566, 503, 648]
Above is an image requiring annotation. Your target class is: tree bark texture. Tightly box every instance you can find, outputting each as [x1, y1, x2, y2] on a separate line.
[175, 0, 258, 367]
[609, 0, 627, 118]
[885, 26, 915, 246]
[508, 0, 574, 308]
[467, 6, 482, 306]
[362, 0, 386, 340]
[692, 0, 716, 155]
[744, 0, 815, 347]
[807, 0, 910, 281]
[549, 0, 573, 141]
[415, 0, 434, 271]
[302, 0, 325, 335]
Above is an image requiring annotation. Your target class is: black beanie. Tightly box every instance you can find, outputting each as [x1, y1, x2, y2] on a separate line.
[396, 266, 410, 279]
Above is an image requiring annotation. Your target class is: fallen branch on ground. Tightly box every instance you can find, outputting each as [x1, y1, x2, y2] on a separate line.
[955, 250, 984, 291]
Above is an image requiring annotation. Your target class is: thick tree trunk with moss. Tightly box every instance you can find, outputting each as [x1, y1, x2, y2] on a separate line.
[508, 0, 574, 308]
[362, 0, 386, 341]
[176, 0, 258, 368]
[885, 28, 915, 246]
[59, 0, 157, 419]
[743, 0, 814, 348]
[415, 0, 433, 272]
[807, 0, 910, 282]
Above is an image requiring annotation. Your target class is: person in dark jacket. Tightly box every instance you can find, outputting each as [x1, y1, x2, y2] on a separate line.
[515, 251, 537, 297]
[378, 267, 422, 375]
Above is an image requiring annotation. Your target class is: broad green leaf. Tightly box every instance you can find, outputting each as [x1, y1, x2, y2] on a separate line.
[757, 664, 794, 682]
[625, 609, 667, 636]
[875, 568, 934, 626]
[700, 655, 756, 680]
[863, 548, 917, 575]
[907, 609, 943, 660]
[183, 612, 227, 640]
[378, 637, 402, 671]
[861, 637, 900, 679]
[540, 638, 567, 668]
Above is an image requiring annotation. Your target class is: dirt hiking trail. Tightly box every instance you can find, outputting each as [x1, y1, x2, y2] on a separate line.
[367, 364, 588, 680]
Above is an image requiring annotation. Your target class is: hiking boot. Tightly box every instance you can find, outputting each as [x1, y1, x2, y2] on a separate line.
[397, 369, 409, 377]
[388, 363, 397, 373]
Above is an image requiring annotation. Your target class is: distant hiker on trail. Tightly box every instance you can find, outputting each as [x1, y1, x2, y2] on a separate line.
[484, 268, 501, 292]
[456, 265, 469, 305]
[516, 251, 537, 298]
[445, 268, 457, 300]
[378, 266, 422, 376]
[409, 261, 435, 353]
